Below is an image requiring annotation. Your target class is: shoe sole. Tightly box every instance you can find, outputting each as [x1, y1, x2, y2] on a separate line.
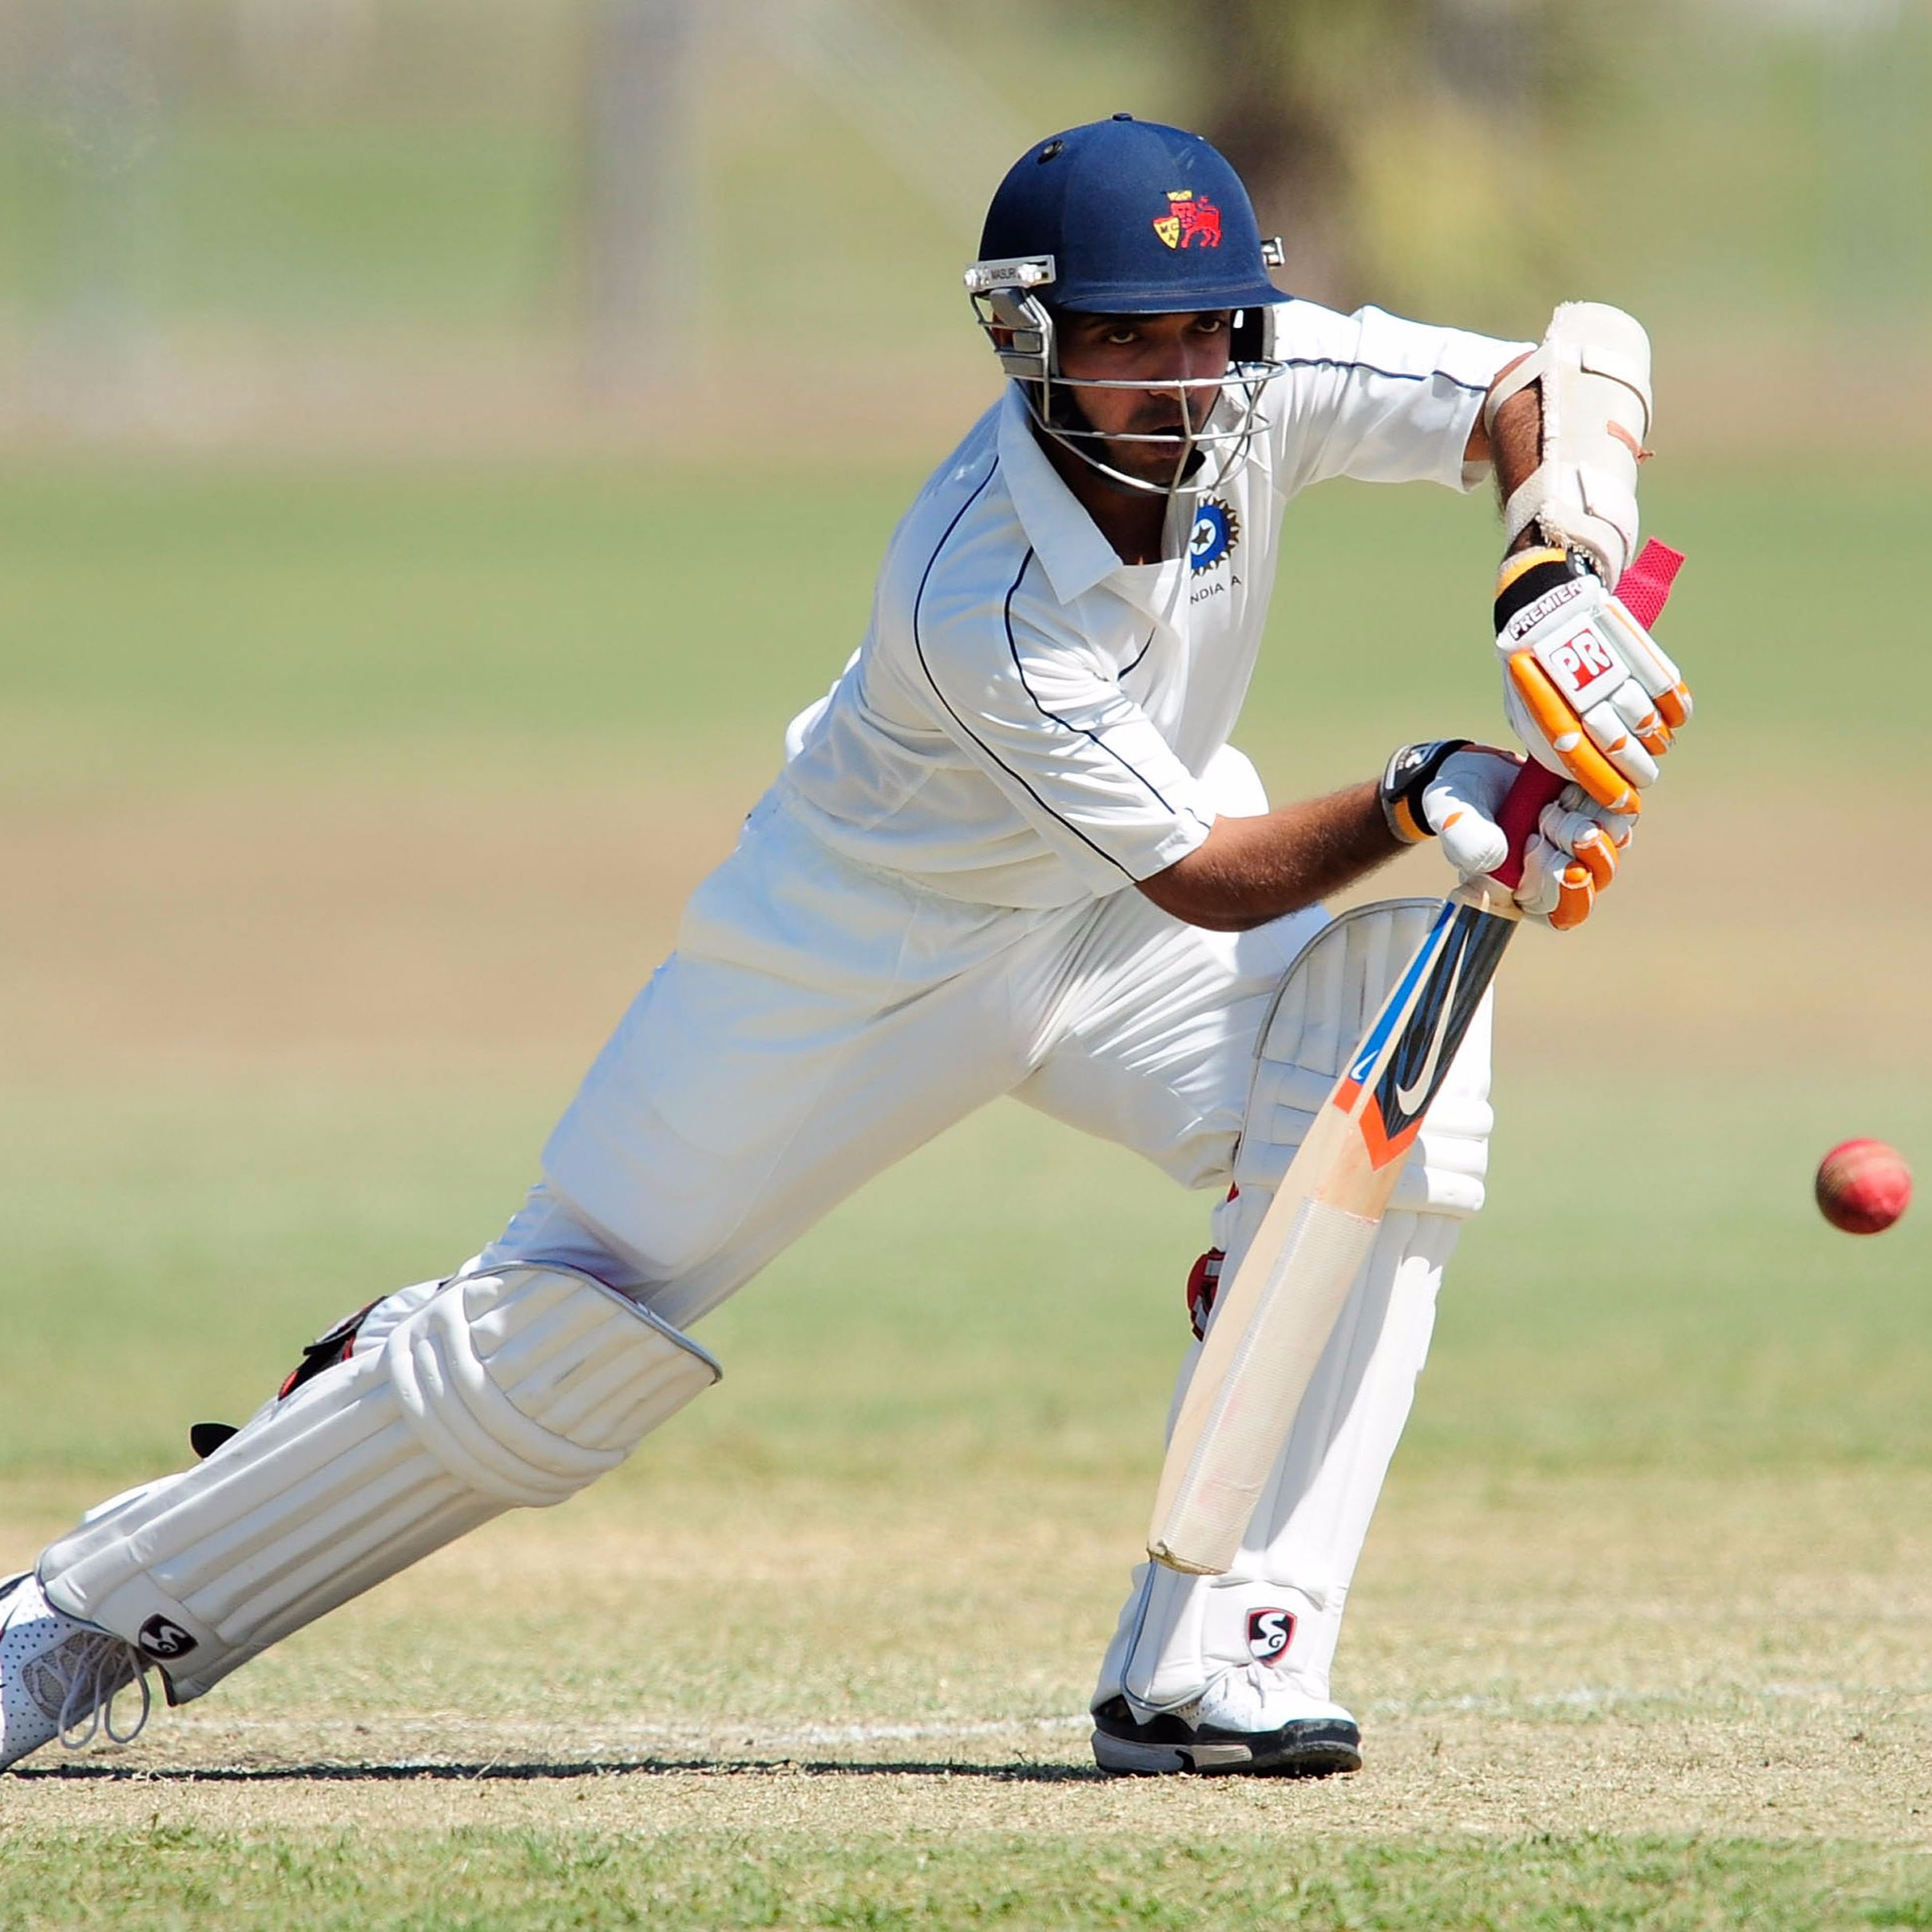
[1091, 1722, 1363, 1779]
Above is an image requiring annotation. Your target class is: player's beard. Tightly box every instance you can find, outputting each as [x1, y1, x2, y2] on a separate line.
[1049, 386, 1213, 494]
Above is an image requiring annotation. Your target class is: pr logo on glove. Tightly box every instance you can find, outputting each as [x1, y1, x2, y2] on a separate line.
[1495, 546, 1692, 815]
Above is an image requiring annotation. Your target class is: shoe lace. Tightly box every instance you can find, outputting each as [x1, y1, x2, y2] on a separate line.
[54, 1632, 151, 1752]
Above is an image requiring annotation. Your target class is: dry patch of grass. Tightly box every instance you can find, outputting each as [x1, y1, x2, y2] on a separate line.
[6, 1466, 1932, 1849]
[9, 768, 1932, 1085]
[0, 780, 744, 1079]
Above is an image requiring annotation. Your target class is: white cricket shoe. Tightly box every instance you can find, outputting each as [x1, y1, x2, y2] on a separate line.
[1091, 1666, 1363, 1776]
[1, 1572, 151, 1772]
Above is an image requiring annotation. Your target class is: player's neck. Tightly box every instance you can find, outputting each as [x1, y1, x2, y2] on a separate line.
[1035, 427, 1171, 566]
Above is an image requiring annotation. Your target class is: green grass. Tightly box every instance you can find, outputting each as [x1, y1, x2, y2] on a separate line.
[4, 462, 1926, 799]
[0, 117, 568, 336]
[1, 1827, 1926, 1931]
[0, 463, 903, 791]
[4, 1066, 1930, 1486]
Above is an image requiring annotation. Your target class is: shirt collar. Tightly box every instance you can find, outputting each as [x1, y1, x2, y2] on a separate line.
[994, 384, 1130, 607]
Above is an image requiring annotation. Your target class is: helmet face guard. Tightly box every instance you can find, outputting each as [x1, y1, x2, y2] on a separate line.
[965, 117, 1291, 502]
[964, 251, 1286, 499]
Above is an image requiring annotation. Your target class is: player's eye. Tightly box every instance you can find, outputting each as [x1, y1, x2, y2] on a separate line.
[1192, 315, 1227, 335]
[1102, 328, 1139, 346]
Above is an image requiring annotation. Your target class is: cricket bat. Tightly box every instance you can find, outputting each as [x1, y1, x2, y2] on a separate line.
[1146, 541, 1686, 1577]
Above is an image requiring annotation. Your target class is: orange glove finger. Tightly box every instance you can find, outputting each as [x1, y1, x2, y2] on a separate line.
[1548, 862, 1596, 931]
[1655, 681, 1692, 731]
[1507, 651, 1643, 816]
[1609, 677, 1674, 759]
[1568, 825, 1618, 892]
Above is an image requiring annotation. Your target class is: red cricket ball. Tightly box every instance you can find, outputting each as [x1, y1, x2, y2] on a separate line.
[1815, 1139, 1912, 1236]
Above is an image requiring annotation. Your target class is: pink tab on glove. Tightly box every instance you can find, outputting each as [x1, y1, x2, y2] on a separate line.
[1614, 540, 1686, 631]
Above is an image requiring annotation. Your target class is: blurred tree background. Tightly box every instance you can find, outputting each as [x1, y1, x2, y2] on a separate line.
[0, 0, 1925, 457]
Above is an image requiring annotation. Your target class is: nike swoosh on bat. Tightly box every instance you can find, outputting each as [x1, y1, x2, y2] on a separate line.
[1391, 940, 1466, 1117]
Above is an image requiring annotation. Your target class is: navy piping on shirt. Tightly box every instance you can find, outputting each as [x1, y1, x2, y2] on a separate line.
[1117, 624, 1157, 680]
[1273, 355, 1489, 395]
[909, 466, 1133, 879]
[1002, 550, 1211, 835]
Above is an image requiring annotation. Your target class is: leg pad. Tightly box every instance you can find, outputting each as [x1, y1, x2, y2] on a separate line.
[39, 1265, 718, 1701]
[1097, 899, 1494, 1721]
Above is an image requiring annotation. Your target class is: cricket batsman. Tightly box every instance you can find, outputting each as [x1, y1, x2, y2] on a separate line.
[2, 116, 1686, 1778]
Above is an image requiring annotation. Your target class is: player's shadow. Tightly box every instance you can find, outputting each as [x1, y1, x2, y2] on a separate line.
[14, 1755, 1107, 1784]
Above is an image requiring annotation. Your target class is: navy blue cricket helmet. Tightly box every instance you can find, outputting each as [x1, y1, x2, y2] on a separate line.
[976, 114, 1284, 316]
[963, 115, 1287, 496]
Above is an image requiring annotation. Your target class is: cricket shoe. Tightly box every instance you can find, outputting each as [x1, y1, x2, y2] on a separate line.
[1091, 1669, 1362, 1777]
[1, 1571, 152, 1771]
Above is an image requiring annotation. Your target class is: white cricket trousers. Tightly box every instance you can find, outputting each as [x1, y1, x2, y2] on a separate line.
[477, 777, 1324, 1330]
[471, 772, 1461, 1714]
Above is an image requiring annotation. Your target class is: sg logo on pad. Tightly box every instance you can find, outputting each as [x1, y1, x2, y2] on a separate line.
[137, 1613, 198, 1660]
[1246, 1607, 1295, 1665]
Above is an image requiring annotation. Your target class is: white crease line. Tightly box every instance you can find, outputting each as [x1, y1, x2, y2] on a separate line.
[202, 1714, 1093, 1751]
[186, 1684, 1922, 1755]
[760, 1716, 1090, 1748]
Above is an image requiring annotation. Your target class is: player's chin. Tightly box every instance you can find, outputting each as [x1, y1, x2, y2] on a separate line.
[1109, 437, 1189, 486]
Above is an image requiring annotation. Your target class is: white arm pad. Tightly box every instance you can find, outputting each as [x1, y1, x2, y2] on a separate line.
[39, 1265, 719, 1702]
[1486, 301, 1652, 583]
[1220, 899, 1492, 1260]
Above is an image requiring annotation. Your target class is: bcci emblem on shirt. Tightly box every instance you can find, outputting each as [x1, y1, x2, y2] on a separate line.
[1189, 496, 1240, 575]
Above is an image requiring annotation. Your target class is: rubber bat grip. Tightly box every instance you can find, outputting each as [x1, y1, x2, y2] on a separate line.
[1490, 762, 1565, 891]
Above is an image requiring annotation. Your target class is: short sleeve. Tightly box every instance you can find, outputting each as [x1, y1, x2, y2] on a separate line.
[1264, 301, 1532, 496]
[914, 572, 1216, 892]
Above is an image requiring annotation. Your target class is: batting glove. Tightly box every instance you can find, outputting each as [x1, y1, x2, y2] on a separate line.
[1381, 738, 1633, 930]
[1494, 546, 1692, 815]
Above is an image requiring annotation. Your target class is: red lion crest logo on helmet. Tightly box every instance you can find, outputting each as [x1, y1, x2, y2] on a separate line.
[1152, 189, 1223, 251]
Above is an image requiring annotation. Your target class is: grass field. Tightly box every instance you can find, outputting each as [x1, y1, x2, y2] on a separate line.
[3, 459, 1930, 1927]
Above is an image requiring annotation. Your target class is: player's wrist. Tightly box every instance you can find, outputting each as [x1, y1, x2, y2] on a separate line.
[1378, 738, 1471, 846]
[1493, 545, 1589, 632]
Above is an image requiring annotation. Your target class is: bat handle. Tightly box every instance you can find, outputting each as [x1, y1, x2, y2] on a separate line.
[1488, 761, 1566, 891]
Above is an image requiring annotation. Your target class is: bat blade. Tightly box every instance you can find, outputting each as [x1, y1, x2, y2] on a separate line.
[1146, 889, 1521, 1576]
[1146, 1130, 1382, 1573]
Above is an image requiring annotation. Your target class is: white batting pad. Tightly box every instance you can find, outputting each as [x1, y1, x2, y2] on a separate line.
[1096, 899, 1492, 1718]
[1231, 897, 1493, 1227]
[38, 1265, 719, 1702]
[1101, 1210, 1462, 1718]
[1486, 300, 1652, 583]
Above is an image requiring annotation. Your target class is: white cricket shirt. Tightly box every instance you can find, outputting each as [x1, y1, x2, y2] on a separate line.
[779, 300, 1528, 910]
